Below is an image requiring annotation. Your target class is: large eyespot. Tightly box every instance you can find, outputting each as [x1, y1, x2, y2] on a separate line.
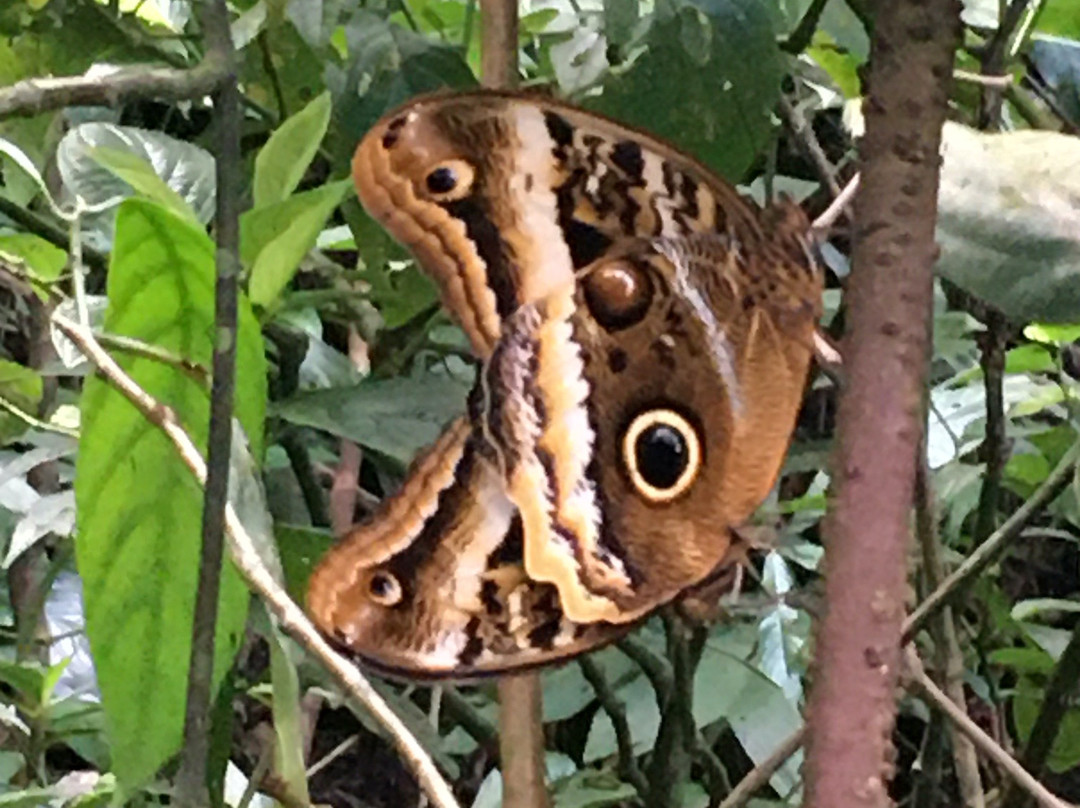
[582, 259, 653, 331]
[422, 159, 475, 201]
[366, 571, 403, 607]
[622, 409, 701, 502]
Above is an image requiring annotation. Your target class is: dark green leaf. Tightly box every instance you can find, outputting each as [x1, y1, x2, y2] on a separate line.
[589, 0, 782, 180]
[272, 373, 469, 466]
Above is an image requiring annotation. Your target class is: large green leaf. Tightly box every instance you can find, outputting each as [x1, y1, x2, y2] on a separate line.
[936, 123, 1080, 323]
[589, 0, 783, 181]
[74, 199, 267, 789]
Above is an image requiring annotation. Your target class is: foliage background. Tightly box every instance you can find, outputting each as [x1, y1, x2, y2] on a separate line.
[0, 0, 1079, 806]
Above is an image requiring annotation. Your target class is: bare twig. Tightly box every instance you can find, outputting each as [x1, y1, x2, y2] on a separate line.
[810, 173, 860, 235]
[978, 0, 1033, 129]
[717, 727, 807, 808]
[0, 60, 226, 119]
[480, 0, 519, 90]
[903, 648, 1075, 808]
[51, 311, 460, 808]
[777, 95, 842, 198]
[904, 438, 1080, 642]
[915, 461, 985, 808]
[0, 198, 108, 273]
[954, 69, 1012, 87]
[498, 676, 549, 808]
[579, 656, 649, 795]
[973, 315, 1009, 545]
[803, 2, 960, 803]
[781, 0, 830, 54]
[175, 1, 243, 802]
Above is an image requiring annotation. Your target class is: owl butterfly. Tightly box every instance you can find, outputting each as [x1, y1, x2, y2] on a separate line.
[306, 90, 822, 679]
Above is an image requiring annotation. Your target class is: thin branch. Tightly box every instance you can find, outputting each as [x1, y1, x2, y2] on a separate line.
[717, 727, 807, 808]
[810, 173, 860, 235]
[0, 396, 78, 438]
[974, 319, 1009, 543]
[280, 430, 330, 528]
[0, 59, 226, 119]
[479, 0, 519, 90]
[915, 460, 985, 808]
[497, 676, 549, 808]
[903, 648, 1074, 808]
[954, 69, 1013, 87]
[646, 616, 694, 807]
[777, 95, 842, 198]
[578, 656, 649, 795]
[903, 438, 1080, 642]
[175, 0, 242, 802]
[1002, 619, 1080, 808]
[616, 636, 674, 700]
[96, 332, 210, 385]
[51, 311, 461, 808]
[781, 0, 830, 54]
[978, 0, 1033, 128]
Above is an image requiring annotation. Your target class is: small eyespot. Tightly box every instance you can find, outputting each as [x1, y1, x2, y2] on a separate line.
[582, 259, 654, 331]
[423, 159, 475, 201]
[622, 409, 701, 503]
[367, 571, 402, 606]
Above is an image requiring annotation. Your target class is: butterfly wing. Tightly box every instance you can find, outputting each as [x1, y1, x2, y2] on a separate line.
[351, 90, 767, 359]
[478, 226, 821, 624]
[306, 416, 627, 679]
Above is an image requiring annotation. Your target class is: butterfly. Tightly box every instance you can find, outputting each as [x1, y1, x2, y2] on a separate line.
[306, 90, 822, 679]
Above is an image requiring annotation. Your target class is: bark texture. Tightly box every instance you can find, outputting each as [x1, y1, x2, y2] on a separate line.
[804, 3, 962, 806]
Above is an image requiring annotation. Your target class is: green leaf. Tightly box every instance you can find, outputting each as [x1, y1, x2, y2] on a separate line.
[0, 233, 67, 298]
[243, 180, 353, 308]
[272, 373, 469, 466]
[57, 123, 216, 252]
[1024, 322, 1080, 345]
[74, 199, 267, 790]
[806, 33, 861, 98]
[936, 123, 1080, 323]
[275, 523, 334, 604]
[90, 146, 198, 224]
[551, 766, 638, 808]
[331, 11, 477, 163]
[253, 91, 332, 209]
[1014, 674, 1080, 773]
[0, 359, 42, 445]
[261, 608, 310, 808]
[357, 261, 440, 329]
[589, 0, 783, 180]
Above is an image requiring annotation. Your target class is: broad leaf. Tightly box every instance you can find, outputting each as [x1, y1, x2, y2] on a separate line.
[56, 124, 215, 252]
[74, 199, 266, 789]
[253, 92, 332, 209]
[242, 180, 353, 308]
[936, 123, 1080, 323]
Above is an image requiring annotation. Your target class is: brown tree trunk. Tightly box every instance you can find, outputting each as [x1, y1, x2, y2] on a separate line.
[804, 2, 962, 806]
